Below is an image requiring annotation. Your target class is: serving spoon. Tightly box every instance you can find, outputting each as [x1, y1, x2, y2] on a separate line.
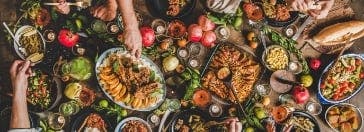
[221, 70, 248, 119]
[2, 22, 26, 55]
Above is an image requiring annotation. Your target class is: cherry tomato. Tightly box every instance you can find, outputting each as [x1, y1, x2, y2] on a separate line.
[348, 82, 355, 89]
[333, 94, 340, 100]
[355, 59, 362, 65]
[320, 83, 326, 89]
[360, 72, 364, 79]
[340, 81, 349, 88]
[346, 65, 355, 72]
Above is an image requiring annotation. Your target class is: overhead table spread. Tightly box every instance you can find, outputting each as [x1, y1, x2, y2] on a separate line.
[0, 0, 364, 132]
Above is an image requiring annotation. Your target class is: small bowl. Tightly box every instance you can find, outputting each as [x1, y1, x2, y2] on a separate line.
[14, 25, 46, 64]
[325, 103, 363, 132]
[262, 45, 290, 71]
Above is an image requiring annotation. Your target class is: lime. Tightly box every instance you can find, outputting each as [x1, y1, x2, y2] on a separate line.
[75, 19, 83, 30]
[120, 109, 128, 117]
[254, 107, 267, 119]
[233, 17, 243, 29]
[245, 127, 255, 132]
[300, 74, 313, 87]
[99, 99, 109, 108]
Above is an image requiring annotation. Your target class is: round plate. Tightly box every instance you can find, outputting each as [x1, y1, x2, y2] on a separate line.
[28, 73, 62, 113]
[71, 111, 112, 132]
[170, 109, 208, 132]
[146, 0, 197, 20]
[114, 117, 152, 132]
[325, 103, 363, 132]
[14, 25, 46, 64]
[262, 0, 299, 27]
[95, 48, 166, 111]
[281, 111, 320, 132]
[318, 54, 364, 104]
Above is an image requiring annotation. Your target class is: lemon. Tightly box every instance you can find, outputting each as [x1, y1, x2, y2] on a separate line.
[120, 109, 128, 117]
[245, 127, 255, 132]
[300, 74, 313, 87]
[99, 99, 109, 108]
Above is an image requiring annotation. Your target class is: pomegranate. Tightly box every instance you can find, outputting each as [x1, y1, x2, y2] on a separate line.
[309, 58, 321, 70]
[292, 85, 310, 104]
[187, 24, 203, 42]
[140, 26, 155, 47]
[201, 31, 216, 47]
[58, 29, 79, 48]
[198, 15, 216, 31]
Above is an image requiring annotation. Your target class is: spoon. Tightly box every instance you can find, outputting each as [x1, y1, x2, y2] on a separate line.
[2, 22, 26, 55]
[221, 69, 247, 118]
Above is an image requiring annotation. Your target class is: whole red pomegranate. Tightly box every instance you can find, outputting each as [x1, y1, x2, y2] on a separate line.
[198, 15, 216, 31]
[201, 31, 216, 47]
[140, 26, 155, 47]
[310, 58, 321, 71]
[188, 24, 203, 42]
[292, 85, 310, 104]
[58, 29, 79, 48]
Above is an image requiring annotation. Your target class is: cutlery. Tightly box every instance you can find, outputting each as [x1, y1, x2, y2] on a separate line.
[2, 22, 27, 55]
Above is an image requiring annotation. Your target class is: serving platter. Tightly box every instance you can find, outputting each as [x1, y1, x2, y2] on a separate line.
[318, 54, 364, 104]
[95, 48, 166, 111]
[114, 117, 152, 132]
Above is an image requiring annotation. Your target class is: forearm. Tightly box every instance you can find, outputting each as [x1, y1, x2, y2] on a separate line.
[10, 90, 30, 129]
[117, 0, 139, 30]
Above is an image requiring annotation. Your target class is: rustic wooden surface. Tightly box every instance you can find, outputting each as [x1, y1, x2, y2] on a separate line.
[0, 0, 364, 131]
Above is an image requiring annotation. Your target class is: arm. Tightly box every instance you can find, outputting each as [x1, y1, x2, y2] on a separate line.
[118, 0, 142, 58]
[9, 60, 32, 129]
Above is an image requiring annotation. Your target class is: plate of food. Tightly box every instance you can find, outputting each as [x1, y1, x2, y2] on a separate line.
[261, 0, 299, 27]
[325, 103, 363, 132]
[201, 43, 262, 103]
[146, 0, 196, 20]
[114, 117, 152, 132]
[95, 48, 166, 111]
[27, 70, 62, 112]
[318, 54, 364, 104]
[281, 111, 320, 132]
[262, 45, 290, 71]
[14, 25, 46, 63]
[71, 112, 112, 132]
[170, 109, 208, 132]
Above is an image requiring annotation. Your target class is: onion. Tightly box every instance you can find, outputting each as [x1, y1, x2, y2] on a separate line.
[198, 15, 216, 31]
[188, 24, 203, 42]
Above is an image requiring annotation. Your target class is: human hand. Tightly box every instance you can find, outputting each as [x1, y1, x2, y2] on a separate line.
[123, 28, 142, 59]
[90, 0, 118, 21]
[224, 117, 242, 132]
[287, 0, 312, 11]
[308, 0, 334, 19]
[10, 60, 32, 95]
[54, 0, 70, 14]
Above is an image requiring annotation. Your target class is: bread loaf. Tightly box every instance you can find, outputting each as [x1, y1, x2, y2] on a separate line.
[313, 21, 364, 45]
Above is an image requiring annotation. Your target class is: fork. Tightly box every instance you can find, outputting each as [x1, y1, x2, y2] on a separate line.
[43, 2, 89, 8]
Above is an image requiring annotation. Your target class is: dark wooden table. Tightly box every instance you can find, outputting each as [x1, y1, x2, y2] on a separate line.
[1, 0, 364, 131]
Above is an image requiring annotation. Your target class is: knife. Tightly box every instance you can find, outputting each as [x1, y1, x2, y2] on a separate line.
[292, 16, 313, 40]
[275, 77, 302, 86]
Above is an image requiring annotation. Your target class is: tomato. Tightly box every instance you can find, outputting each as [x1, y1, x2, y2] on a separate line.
[355, 59, 362, 65]
[333, 94, 340, 100]
[328, 78, 335, 84]
[346, 65, 355, 72]
[360, 72, 364, 79]
[348, 82, 355, 89]
[340, 81, 349, 88]
[320, 83, 326, 89]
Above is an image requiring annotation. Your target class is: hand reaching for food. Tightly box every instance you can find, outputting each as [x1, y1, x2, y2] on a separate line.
[224, 118, 242, 132]
[10, 60, 32, 94]
[286, 0, 333, 19]
[53, 0, 70, 14]
[123, 28, 143, 59]
[307, 0, 334, 19]
[90, 0, 118, 21]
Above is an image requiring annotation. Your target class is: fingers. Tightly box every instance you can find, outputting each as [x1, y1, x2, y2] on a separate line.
[135, 49, 141, 59]
[235, 121, 242, 132]
[308, 10, 320, 18]
[291, 2, 299, 11]
[19, 61, 31, 73]
[229, 119, 236, 132]
[10, 60, 24, 77]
